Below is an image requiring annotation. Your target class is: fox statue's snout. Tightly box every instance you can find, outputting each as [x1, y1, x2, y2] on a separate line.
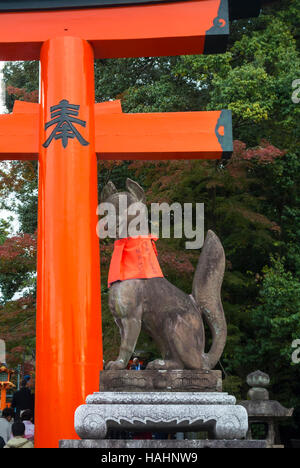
[103, 178, 227, 371]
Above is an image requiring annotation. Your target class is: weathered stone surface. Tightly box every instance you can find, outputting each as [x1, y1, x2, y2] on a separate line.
[246, 370, 270, 388]
[239, 400, 294, 418]
[87, 391, 235, 405]
[248, 387, 269, 401]
[75, 392, 248, 440]
[99, 370, 222, 393]
[246, 370, 270, 401]
[60, 439, 267, 449]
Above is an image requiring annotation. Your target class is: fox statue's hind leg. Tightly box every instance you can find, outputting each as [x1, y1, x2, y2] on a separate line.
[146, 304, 207, 370]
[143, 278, 206, 370]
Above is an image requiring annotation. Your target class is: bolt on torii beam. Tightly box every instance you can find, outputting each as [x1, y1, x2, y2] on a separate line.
[0, 0, 261, 448]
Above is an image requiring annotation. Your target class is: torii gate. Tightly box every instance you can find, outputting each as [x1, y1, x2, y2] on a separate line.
[0, 0, 261, 448]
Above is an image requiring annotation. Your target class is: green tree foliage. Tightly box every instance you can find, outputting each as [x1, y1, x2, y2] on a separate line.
[0, 219, 10, 244]
[0, 233, 36, 302]
[235, 256, 300, 407]
[3, 61, 39, 112]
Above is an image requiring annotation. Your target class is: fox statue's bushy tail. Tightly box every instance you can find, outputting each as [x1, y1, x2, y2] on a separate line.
[192, 230, 227, 370]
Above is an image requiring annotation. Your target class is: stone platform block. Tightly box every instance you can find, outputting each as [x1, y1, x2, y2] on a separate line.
[60, 439, 267, 449]
[99, 369, 222, 392]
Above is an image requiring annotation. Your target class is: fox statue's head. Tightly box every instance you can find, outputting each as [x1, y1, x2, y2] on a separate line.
[99, 178, 148, 239]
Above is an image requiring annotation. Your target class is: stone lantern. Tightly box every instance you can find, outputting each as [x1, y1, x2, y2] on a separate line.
[0, 363, 15, 410]
[239, 371, 293, 448]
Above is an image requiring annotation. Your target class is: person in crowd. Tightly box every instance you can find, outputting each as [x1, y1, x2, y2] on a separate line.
[0, 436, 5, 449]
[21, 409, 34, 441]
[11, 378, 34, 420]
[130, 357, 145, 370]
[4, 422, 34, 448]
[0, 407, 14, 444]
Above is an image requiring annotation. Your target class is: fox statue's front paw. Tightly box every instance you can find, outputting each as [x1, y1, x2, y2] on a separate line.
[146, 359, 184, 370]
[105, 359, 126, 370]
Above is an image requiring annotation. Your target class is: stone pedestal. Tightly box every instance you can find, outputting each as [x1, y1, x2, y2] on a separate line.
[60, 370, 261, 448]
[74, 391, 248, 440]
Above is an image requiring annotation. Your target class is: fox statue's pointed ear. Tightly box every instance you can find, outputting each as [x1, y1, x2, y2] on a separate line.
[100, 181, 117, 202]
[126, 178, 146, 203]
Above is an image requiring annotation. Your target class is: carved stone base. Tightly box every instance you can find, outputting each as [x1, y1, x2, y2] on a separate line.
[99, 370, 222, 392]
[74, 392, 248, 440]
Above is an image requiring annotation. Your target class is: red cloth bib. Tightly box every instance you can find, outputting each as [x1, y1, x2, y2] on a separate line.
[108, 235, 164, 287]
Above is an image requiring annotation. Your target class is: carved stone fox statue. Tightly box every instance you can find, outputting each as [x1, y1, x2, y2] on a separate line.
[102, 178, 227, 371]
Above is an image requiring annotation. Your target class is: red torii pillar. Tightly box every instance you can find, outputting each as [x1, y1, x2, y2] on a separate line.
[0, 0, 260, 448]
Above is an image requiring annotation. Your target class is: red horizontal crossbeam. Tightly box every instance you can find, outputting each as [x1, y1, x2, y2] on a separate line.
[95, 109, 231, 159]
[0, 0, 229, 60]
[0, 101, 39, 160]
[0, 100, 232, 161]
